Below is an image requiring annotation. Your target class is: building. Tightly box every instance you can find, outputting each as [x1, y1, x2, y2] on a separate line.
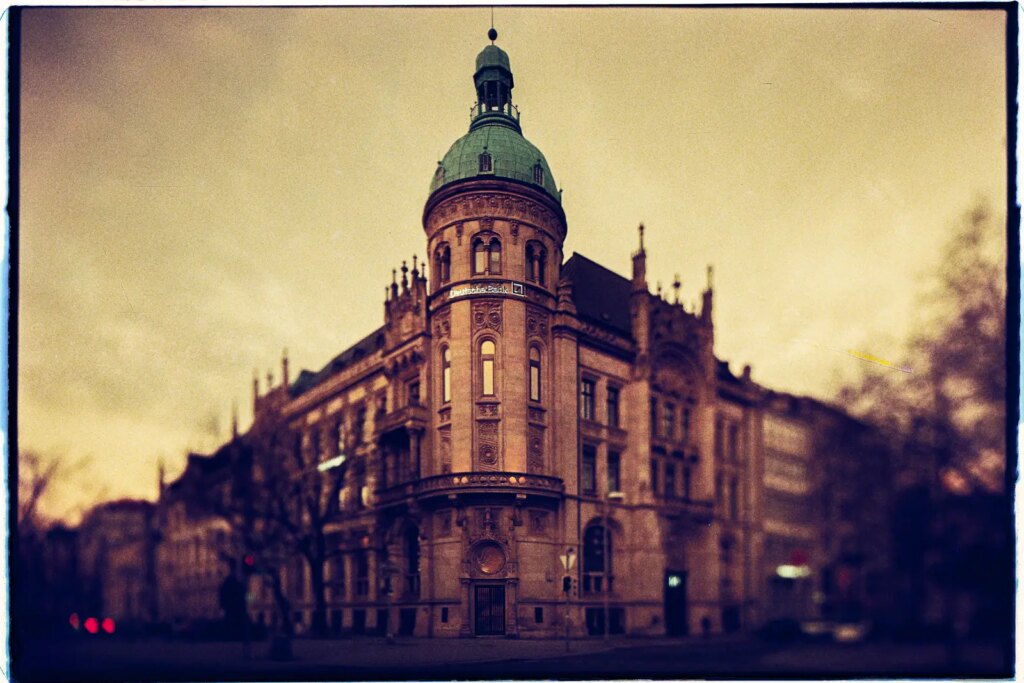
[149, 33, 900, 640]
[155, 450, 239, 629]
[77, 499, 157, 627]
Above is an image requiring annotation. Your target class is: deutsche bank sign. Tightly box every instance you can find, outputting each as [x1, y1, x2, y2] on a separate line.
[447, 281, 526, 299]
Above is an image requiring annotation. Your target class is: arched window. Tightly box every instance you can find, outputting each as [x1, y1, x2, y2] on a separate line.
[441, 347, 452, 403]
[473, 239, 487, 275]
[488, 240, 502, 275]
[479, 151, 492, 173]
[583, 524, 612, 594]
[529, 346, 541, 402]
[526, 242, 546, 285]
[435, 244, 451, 286]
[480, 340, 495, 396]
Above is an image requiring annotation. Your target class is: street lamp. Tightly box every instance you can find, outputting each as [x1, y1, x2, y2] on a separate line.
[604, 490, 624, 642]
[559, 547, 576, 652]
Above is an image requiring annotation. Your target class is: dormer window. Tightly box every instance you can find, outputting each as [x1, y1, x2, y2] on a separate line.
[532, 163, 544, 185]
[479, 151, 492, 173]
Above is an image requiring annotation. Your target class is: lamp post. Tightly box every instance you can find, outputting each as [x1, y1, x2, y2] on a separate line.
[559, 547, 576, 652]
[604, 490, 624, 642]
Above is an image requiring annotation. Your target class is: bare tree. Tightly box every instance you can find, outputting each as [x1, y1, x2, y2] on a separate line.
[837, 200, 1006, 491]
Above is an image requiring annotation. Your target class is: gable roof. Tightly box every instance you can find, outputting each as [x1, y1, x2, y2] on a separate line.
[290, 326, 386, 398]
[561, 253, 633, 336]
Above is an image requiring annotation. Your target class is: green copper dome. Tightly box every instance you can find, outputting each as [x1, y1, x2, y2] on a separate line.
[429, 38, 559, 203]
[476, 44, 512, 75]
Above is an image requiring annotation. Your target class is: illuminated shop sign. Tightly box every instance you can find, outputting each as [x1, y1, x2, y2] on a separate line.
[447, 281, 526, 299]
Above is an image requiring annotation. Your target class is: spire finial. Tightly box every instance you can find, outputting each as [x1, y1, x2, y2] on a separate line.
[706, 264, 714, 289]
[638, 223, 645, 251]
[672, 274, 681, 304]
[489, 8, 497, 43]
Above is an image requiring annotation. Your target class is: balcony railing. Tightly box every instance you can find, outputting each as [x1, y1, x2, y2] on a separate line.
[375, 405, 428, 436]
[470, 100, 521, 123]
[660, 496, 715, 524]
[377, 471, 563, 505]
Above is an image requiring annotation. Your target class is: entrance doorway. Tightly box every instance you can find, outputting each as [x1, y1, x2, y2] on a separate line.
[665, 570, 688, 636]
[474, 584, 506, 636]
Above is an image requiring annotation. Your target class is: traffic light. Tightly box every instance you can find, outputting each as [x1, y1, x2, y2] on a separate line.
[562, 576, 572, 593]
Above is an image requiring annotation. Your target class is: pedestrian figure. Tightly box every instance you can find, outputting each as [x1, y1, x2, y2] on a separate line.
[219, 559, 247, 640]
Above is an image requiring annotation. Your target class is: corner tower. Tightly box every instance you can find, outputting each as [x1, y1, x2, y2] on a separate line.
[421, 32, 570, 638]
[424, 32, 567, 477]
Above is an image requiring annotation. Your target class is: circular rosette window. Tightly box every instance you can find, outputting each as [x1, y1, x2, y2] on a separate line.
[473, 541, 507, 575]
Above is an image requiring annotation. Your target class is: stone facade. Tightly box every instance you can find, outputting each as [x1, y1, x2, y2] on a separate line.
[147, 36, 896, 640]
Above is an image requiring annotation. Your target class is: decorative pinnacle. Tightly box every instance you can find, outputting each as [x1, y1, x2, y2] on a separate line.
[488, 27, 497, 43]
[672, 274, 681, 303]
[707, 264, 714, 289]
[638, 223, 645, 251]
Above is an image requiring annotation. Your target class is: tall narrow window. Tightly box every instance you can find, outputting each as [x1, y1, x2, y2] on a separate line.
[480, 340, 495, 396]
[650, 398, 659, 436]
[479, 151, 492, 173]
[665, 462, 676, 499]
[683, 466, 692, 500]
[335, 418, 346, 457]
[730, 478, 739, 519]
[435, 244, 451, 285]
[580, 378, 596, 420]
[683, 407, 692, 441]
[441, 347, 451, 403]
[714, 417, 724, 459]
[607, 451, 621, 494]
[663, 402, 676, 440]
[488, 240, 502, 275]
[408, 380, 420, 406]
[606, 386, 620, 427]
[473, 239, 486, 275]
[728, 423, 739, 461]
[650, 459, 660, 496]
[582, 445, 597, 495]
[529, 346, 541, 402]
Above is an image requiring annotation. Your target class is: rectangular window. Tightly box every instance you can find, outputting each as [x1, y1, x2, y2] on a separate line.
[728, 423, 739, 460]
[663, 402, 675, 440]
[441, 607, 449, 623]
[683, 407, 692, 441]
[714, 417, 724, 459]
[408, 380, 420, 406]
[582, 445, 597, 495]
[580, 379, 596, 421]
[534, 607, 544, 624]
[665, 462, 676, 499]
[607, 451, 621, 494]
[650, 458, 659, 496]
[355, 553, 369, 596]
[683, 466, 692, 500]
[650, 398, 658, 436]
[730, 478, 739, 519]
[606, 386, 620, 427]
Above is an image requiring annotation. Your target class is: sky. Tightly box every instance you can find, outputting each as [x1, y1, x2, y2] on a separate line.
[18, 7, 1008, 522]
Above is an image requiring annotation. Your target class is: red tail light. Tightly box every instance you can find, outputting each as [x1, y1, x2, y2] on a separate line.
[84, 617, 99, 634]
[69, 613, 80, 630]
[101, 618, 115, 634]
